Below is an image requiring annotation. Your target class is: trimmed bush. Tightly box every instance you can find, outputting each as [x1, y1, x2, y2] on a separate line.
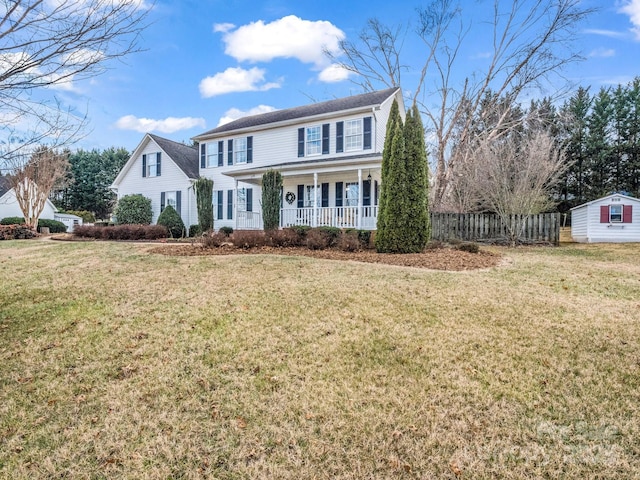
[338, 231, 361, 252]
[0, 225, 37, 240]
[114, 194, 152, 225]
[73, 224, 167, 240]
[232, 230, 267, 249]
[0, 216, 25, 225]
[266, 228, 301, 247]
[456, 242, 480, 254]
[157, 205, 185, 238]
[219, 226, 233, 236]
[200, 232, 228, 249]
[38, 219, 67, 233]
[316, 226, 341, 247]
[345, 229, 372, 249]
[306, 229, 332, 250]
[189, 224, 202, 237]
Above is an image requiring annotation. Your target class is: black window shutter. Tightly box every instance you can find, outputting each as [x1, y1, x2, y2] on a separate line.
[297, 184, 304, 208]
[280, 186, 283, 209]
[298, 128, 305, 157]
[336, 122, 344, 153]
[247, 136, 253, 163]
[335, 182, 343, 207]
[363, 180, 371, 206]
[218, 141, 224, 166]
[227, 190, 233, 219]
[246, 188, 253, 212]
[321, 183, 329, 207]
[228, 139, 233, 165]
[200, 143, 206, 169]
[160, 192, 165, 212]
[374, 180, 379, 205]
[363, 117, 372, 150]
[322, 124, 330, 154]
[142, 154, 147, 177]
[217, 190, 223, 220]
[156, 152, 162, 176]
[176, 190, 181, 215]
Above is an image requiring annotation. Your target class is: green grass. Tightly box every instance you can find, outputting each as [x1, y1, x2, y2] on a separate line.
[1, 240, 639, 478]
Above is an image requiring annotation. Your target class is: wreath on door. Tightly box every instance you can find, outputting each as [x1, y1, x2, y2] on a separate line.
[285, 191, 296, 204]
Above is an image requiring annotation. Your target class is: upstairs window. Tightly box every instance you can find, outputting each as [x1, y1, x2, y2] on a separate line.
[235, 137, 247, 164]
[345, 119, 363, 151]
[142, 152, 161, 177]
[306, 126, 321, 156]
[207, 142, 219, 168]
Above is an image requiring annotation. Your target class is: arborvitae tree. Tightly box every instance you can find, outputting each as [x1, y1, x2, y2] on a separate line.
[261, 169, 282, 231]
[375, 98, 401, 252]
[194, 177, 214, 232]
[157, 205, 185, 238]
[402, 104, 430, 251]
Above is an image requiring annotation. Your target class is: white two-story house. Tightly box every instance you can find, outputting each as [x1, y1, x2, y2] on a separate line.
[192, 87, 403, 231]
[111, 88, 404, 232]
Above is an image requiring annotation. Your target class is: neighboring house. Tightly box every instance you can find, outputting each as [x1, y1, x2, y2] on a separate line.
[0, 175, 58, 222]
[192, 87, 404, 230]
[571, 193, 640, 243]
[110, 133, 199, 229]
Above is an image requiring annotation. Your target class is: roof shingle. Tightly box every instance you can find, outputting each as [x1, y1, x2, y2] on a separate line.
[196, 87, 399, 137]
[148, 134, 199, 179]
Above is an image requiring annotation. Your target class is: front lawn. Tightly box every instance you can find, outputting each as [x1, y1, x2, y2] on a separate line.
[1, 241, 638, 478]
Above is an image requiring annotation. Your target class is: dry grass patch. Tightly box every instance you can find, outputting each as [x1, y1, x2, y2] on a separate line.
[0, 240, 639, 478]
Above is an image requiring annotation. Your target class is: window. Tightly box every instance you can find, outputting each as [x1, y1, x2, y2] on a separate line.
[235, 137, 247, 164]
[306, 126, 321, 155]
[305, 185, 321, 207]
[345, 119, 363, 151]
[144, 152, 160, 177]
[206, 143, 219, 168]
[213, 190, 223, 220]
[165, 191, 177, 210]
[345, 182, 359, 206]
[610, 204, 623, 222]
[237, 188, 246, 211]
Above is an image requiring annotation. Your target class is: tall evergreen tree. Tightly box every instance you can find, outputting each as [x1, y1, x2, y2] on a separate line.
[560, 87, 591, 206]
[586, 88, 614, 198]
[194, 177, 214, 232]
[402, 104, 430, 251]
[261, 169, 282, 231]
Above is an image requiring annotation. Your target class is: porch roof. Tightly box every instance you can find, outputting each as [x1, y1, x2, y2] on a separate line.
[222, 153, 381, 183]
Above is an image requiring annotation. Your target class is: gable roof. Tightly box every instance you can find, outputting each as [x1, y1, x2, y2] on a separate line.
[195, 87, 400, 138]
[0, 175, 10, 198]
[147, 134, 199, 179]
[570, 193, 640, 211]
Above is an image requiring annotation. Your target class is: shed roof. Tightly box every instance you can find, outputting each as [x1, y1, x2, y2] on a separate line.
[0, 175, 10, 197]
[570, 193, 640, 211]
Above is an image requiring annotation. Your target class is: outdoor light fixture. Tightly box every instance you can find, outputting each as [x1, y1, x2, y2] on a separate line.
[367, 170, 372, 181]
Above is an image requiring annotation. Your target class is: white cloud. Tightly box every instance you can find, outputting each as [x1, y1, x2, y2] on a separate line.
[318, 63, 350, 83]
[220, 15, 345, 68]
[214, 22, 235, 33]
[619, 0, 640, 40]
[114, 115, 206, 133]
[583, 28, 626, 39]
[217, 105, 277, 127]
[199, 67, 281, 97]
[589, 47, 616, 58]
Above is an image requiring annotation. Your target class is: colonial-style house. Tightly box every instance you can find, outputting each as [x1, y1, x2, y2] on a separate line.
[193, 87, 403, 231]
[111, 88, 404, 232]
[110, 133, 199, 228]
[571, 193, 639, 243]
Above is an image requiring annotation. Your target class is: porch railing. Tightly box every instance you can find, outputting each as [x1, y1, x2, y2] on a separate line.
[237, 211, 263, 230]
[280, 206, 377, 230]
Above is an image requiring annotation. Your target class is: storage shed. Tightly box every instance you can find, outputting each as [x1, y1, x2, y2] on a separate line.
[570, 193, 639, 243]
[53, 213, 83, 232]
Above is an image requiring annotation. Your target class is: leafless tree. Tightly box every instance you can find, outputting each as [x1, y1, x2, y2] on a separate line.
[331, 0, 592, 211]
[7, 146, 70, 228]
[0, 0, 151, 164]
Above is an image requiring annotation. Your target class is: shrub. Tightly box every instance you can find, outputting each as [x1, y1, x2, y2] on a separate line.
[0, 216, 25, 225]
[72, 224, 167, 240]
[345, 229, 372, 249]
[306, 229, 331, 250]
[424, 240, 446, 250]
[266, 228, 300, 247]
[338, 231, 361, 252]
[219, 226, 233, 236]
[66, 210, 96, 223]
[232, 230, 266, 249]
[0, 225, 37, 240]
[200, 232, 228, 249]
[114, 194, 152, 225]
[157, 205, 185, 238]
[189, 224, 202, 237]
[38, 219, 67, 233]
[456, 242, 480, 254]
[316, 226, 341, 247]
[289, 225, 311, 238]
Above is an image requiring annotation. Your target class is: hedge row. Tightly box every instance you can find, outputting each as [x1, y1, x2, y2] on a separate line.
[200, 227, 373, 252]
[0, 225, 37, 240]
[0, 217, 67, 233]
[73, 224, 168, 240]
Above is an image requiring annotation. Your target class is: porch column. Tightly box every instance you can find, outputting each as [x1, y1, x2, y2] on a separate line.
[234, 179, 239, 230]
[313, 172, 318, 228]
[357, 168, 362, 229]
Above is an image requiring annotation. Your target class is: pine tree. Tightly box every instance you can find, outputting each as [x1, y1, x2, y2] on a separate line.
[586, 88, 614, 198]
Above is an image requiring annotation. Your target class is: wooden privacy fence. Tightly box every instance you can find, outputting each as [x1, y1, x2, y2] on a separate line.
[430, 212, 561, 244]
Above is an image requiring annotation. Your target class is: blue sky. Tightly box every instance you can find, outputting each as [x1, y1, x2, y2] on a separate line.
[57, 0, 640, 152]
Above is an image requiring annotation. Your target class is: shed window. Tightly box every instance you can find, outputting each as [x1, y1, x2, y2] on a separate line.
[610, 205, 622, 223]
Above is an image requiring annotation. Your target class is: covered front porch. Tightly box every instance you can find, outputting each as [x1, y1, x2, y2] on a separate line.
[225, 155, 381, 231]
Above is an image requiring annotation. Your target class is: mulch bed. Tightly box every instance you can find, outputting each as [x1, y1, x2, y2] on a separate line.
[148, 244, 501, 271]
